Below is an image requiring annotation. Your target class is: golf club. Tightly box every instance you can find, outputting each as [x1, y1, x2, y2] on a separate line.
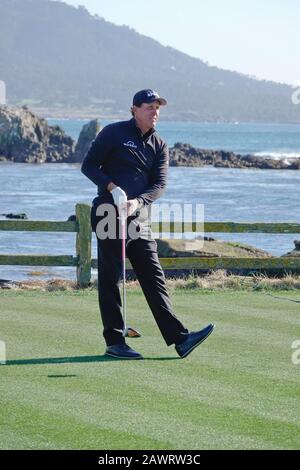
[120, 201, 141, 338]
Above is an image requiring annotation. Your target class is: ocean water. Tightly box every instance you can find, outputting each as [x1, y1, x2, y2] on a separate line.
[0, 120, 300, 281]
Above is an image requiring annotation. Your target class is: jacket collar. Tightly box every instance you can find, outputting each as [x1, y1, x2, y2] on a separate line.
[130, 118, 156, 141]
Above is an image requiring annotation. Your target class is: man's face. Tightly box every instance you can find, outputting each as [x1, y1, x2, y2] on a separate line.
[133, 101, 161, 131]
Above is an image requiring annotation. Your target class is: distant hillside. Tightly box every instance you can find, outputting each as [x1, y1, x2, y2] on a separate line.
[0, 0, 299, 122]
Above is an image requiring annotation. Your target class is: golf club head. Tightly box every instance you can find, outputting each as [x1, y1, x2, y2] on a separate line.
[124, 327, 141, 338]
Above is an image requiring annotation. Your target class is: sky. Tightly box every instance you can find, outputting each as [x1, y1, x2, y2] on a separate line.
[60, 0, 299, 86]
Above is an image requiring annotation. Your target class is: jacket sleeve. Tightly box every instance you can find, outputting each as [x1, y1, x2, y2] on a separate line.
[80, 125, 113, 189]
[136, 142, 169, 207]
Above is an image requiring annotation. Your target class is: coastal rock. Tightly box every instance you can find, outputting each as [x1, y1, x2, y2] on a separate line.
[289, 160, 300, 170]
[156, 238, 272, 258]
[71, 119, 100, 163]
[0, 105, 74, 163]
[0, 212, 28, 219]
[169, 142, 300, 170]
[282, 240, 300, 257]
[0, 279, 20, 289]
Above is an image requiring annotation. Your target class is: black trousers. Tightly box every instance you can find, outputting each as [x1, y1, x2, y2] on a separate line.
[91, 203, 188, 347]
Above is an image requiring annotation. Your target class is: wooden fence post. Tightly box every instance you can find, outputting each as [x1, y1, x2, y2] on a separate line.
[76, 203, 92, 288]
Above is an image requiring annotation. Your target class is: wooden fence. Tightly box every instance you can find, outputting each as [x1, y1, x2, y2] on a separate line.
[0, 203, 300, 287]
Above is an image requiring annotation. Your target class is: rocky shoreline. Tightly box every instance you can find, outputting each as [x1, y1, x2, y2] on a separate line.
[0, 105, 101, 164]
[169, 143, 300, 170]
[1, 105, 299, 169]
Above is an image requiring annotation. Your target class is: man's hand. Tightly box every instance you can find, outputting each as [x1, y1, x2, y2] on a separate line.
[109, 185, 139, 218]
[127, 199, 139, 217]
[110, 187, 127, 216]
[107, 182, 117, 192]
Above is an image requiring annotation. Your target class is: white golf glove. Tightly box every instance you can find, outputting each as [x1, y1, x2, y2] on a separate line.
[111, 186, 127, 217]
[127, 199, 139, 217]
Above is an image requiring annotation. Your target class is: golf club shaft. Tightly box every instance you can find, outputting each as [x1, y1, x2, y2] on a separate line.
[120, 210, 141, 338]
[121, 217, 127, 332]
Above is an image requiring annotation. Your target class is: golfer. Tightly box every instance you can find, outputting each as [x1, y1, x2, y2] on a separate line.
[81, 89, 214, 359]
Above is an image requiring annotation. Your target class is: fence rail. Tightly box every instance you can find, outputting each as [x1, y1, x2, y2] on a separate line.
[0, 220, 77, 232]
[151, 222, 300, 234]
[0, 203, 299, 287]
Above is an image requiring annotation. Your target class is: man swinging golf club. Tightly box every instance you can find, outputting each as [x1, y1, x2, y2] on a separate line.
[81, 89, 215, 359]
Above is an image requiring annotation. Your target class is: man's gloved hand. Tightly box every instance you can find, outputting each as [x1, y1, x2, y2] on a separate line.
[127, 199, 139, 217]
[111, 186, 127, 217]
[111, 186, 127, 207]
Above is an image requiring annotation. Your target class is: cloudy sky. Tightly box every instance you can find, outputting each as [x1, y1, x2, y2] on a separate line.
[61, 0, 299, 85]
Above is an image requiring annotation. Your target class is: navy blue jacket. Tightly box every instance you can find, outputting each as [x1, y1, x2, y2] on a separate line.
[81, 118, 169, 207]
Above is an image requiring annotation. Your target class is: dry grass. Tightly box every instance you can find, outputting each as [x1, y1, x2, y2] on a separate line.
[4, 278, 78, 292]
[2, 270, 300, 292]
[251, 272, 300, 291]
[167, 270, 300, 291]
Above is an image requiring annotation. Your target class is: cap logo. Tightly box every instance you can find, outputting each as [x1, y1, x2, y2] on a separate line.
[146, 90, 158, 98]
